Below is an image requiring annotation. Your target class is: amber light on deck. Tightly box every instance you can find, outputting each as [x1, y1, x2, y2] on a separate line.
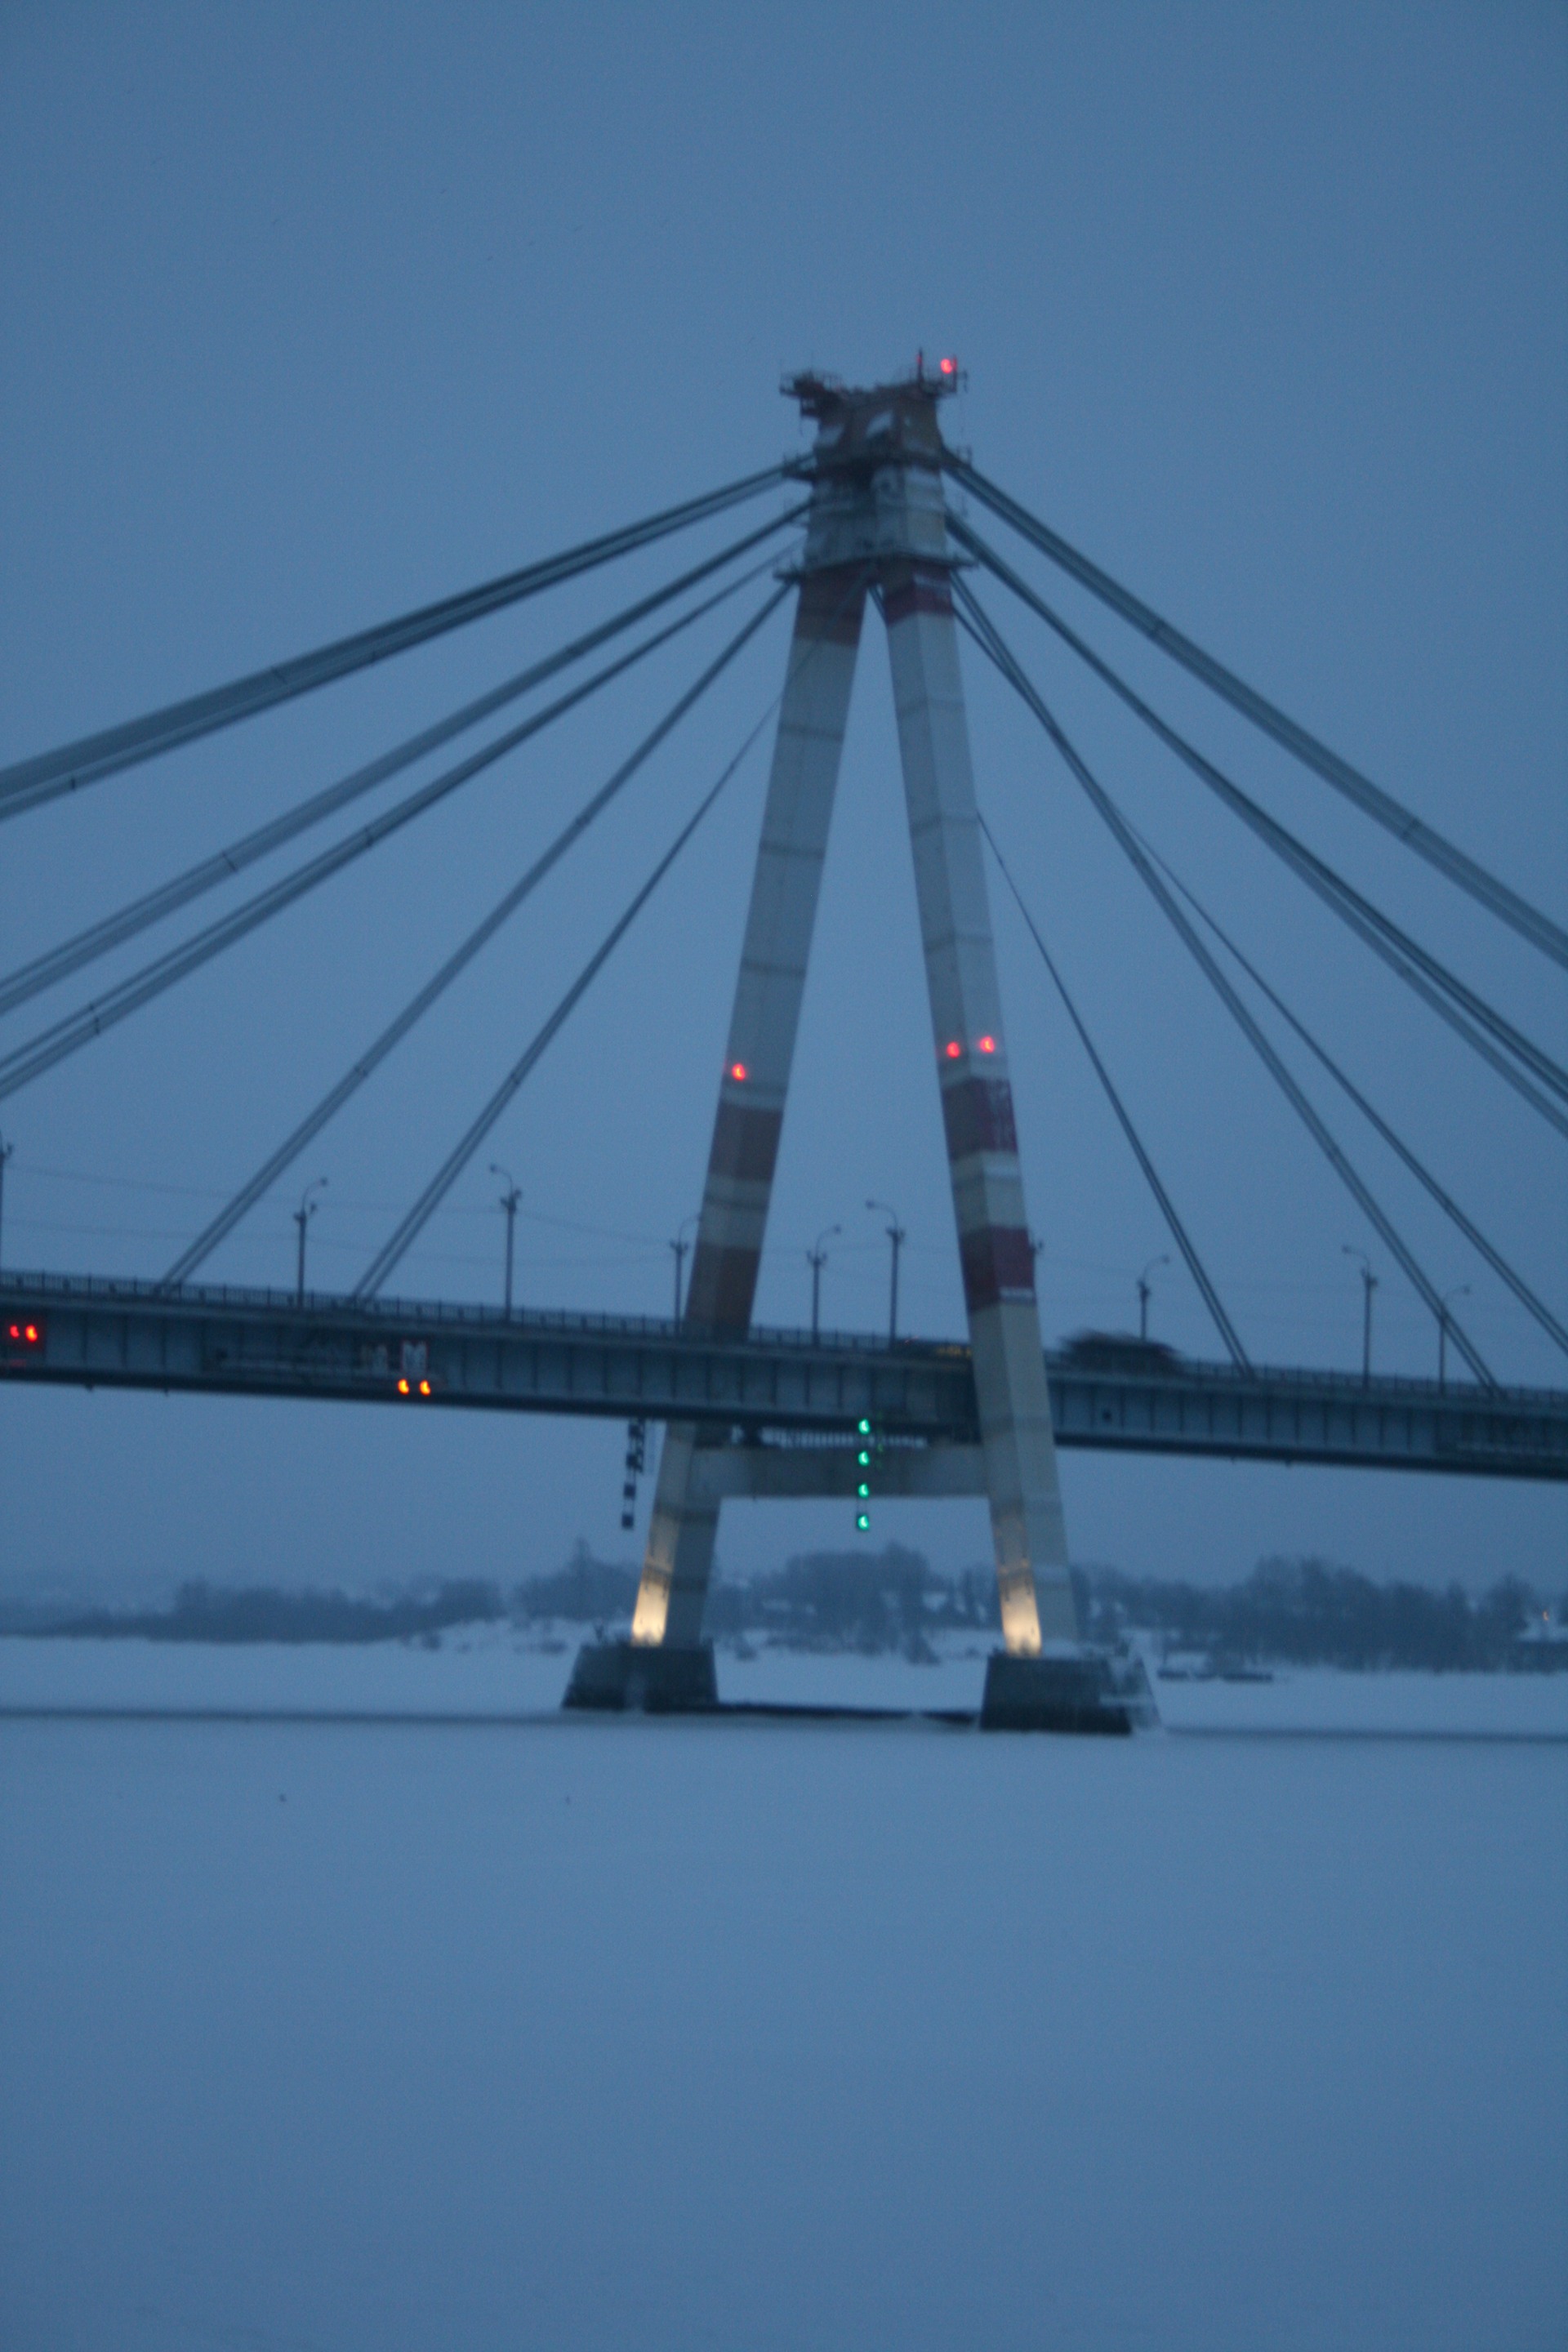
[396, 1376, 411, 1396]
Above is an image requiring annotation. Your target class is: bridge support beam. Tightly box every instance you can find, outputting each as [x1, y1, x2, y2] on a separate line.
[882, 537, 1073, 1651]
[628, 561, 867, 1654]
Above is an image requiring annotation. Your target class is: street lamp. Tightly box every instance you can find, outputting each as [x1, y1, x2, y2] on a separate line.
[1437, 1284, 1470, 1390]
[294, 1178, 327, 1304]
[1343, 1245, 1378, 1384]
[670, 1214, 699, 1324]
[490, 1163, 522, 1313]
[807, 1224, 841, 1343]
[866, 1199, 906, 1344]
[1137, 1254, 1170, 1343]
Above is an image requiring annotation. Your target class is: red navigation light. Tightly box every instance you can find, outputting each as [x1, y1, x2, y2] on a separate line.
[729, 1061, 747, 1082]
[944, 1040, 962, 1060]
[396, 1376, 411, 1396]
[977, 1034, 996, 1055]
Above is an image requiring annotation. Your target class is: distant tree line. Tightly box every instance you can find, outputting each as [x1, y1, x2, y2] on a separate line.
[12, 1543, 1565, 1670]
[40, 1577, 508, 1646]
[1082, 1555, 1564, 1673]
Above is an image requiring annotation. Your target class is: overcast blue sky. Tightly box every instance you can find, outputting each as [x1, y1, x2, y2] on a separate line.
[1, 1, 1563, 1598]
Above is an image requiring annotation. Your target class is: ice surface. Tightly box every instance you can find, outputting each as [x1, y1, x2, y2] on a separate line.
[1, 1650, 1565, 2351]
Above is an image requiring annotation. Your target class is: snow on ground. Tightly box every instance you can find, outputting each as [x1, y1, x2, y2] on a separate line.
[1, 1656, 1565, 2352]
[4, 1623, 1568, 1735]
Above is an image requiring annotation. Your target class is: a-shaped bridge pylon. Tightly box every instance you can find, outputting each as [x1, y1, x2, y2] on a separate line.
[572, 367, 1106, 1729]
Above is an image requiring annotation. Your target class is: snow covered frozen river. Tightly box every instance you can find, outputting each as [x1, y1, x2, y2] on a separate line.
[2, 1648, 1565, 2350]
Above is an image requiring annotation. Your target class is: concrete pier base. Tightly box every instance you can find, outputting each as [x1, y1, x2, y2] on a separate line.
[563, 1640, 718, 1715]
[980, 1648, 1156, 1734]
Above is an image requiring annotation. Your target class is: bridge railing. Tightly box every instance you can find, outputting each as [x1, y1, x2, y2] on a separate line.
[0, 1265, 910, 1360]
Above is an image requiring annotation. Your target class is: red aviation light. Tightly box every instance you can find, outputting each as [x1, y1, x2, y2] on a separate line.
[944, 1040, 962, 1060]
[977, 1035, 997, 1055]
[939, 356, 957, 376]
[728, 1062, 747, 1082]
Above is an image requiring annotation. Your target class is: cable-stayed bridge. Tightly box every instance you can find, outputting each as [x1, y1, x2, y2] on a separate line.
[2, 359, 1562, 1725]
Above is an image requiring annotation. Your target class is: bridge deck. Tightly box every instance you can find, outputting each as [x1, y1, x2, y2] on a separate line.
[3, 1271, 1566, 1480]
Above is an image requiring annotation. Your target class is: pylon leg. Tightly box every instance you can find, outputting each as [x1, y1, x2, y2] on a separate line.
[882, 556, 1078, 1651]
[629, 566, 867, 1649]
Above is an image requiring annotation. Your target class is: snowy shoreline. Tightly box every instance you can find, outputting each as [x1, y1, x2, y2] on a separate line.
[4, 1626, 1566, 1737]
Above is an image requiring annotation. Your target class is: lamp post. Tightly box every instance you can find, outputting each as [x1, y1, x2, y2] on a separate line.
[294, 1178, 327, 1304]
[489, 1163, 521, 1313]
[0, 1134, 12, 1272]
[1437, 1284, 1470, 1391]
[1137, 1254, 1170, 1342]
[807, 1223, 841, 1343]
[670, 1214, 698, 1324]
[866, 1199, 906, 1344]
[1343, 1245, 1378, 1384]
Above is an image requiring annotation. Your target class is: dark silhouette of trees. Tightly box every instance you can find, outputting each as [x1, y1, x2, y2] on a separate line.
[20, 1539, 1562, 1670]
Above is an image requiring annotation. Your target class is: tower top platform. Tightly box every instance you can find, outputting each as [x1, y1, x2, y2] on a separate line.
[782, 358, 962, 474]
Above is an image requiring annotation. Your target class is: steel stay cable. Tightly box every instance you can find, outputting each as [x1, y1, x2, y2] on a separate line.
[977, 810, 1251, 1370]
[0, 510, 804, 1020]
[956, 583, 1497, 1387]
[1136, 833, 1568, 1362]
[350, 565, 869, 1300]
[158, 584, 791, 1290]
[951, 515, 1568, 1119]
[945, 456, 1568, 969]
[0, 572, 775, 1107]
[351, 623, 795, 1300]
[0, 464, 789, 821]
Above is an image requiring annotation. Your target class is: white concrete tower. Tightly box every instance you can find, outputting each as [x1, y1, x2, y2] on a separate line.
[628, 547, 868, 1652]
